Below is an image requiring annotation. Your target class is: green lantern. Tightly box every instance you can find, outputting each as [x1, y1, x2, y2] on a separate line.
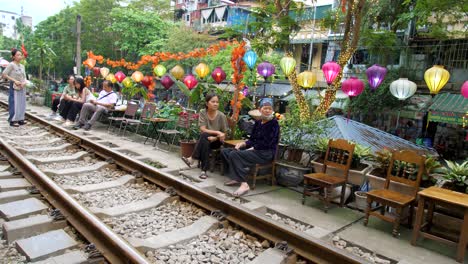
[280, 56, 296, 76]
[154, 64, 167, 77]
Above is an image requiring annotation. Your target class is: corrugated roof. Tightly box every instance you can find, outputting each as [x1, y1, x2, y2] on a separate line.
[319, 116, 438, 156]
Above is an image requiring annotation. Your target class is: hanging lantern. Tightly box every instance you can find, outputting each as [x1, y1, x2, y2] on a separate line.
[195, 63, 210, 79]
[160, 75, 174, 90]
[105, 73, 116, 84]
[243, 50, 258, 70]
[131, 71, 144, 82]
[389, 78, 417, 100]
[297, 71, 316, 88]
[141, 76, 153, 88]
[114, 71, 126, 83]
[170, 65, 185, 80]
[342, 77, 364, 97]
[322, 61, 341, 85]
[92, 67, 100, 77]
[461, 81, 468, 98]
[100, 67, 110, 78]
[424, 65, 450, 95]
[122, 77, 133, 88]
[211, 67, 226, 84]
[154, 64, 167, 77]
[366, 64, 387, 91]
[257, 61, 275, 79]
[183, 74, 198, 90]
[84, 58, 96, 69]
[280, 56, 296, 77]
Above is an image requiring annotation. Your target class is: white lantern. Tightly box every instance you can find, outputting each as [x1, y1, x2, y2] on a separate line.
[390, 78, 417, 100]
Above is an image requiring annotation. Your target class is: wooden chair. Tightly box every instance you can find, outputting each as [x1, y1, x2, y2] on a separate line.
[120, 103, 157, 136]
[364, 149, 425, 237]
[248, 136, 281, 190]
[302, 139, 355, 212]
[107, 102, 139, 134]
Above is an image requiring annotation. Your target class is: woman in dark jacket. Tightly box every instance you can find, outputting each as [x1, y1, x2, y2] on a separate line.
[222, 98, 280, 197]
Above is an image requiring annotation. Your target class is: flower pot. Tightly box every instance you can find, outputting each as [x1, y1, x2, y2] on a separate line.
[180, 140, 196, 158]
[354, 191, 367, 211]
[311, 159, 371, 186]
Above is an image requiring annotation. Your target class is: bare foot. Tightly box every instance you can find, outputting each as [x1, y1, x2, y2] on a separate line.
[233, 183, 250, 197]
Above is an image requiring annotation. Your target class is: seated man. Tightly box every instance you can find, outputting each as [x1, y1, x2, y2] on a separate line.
[73, 80, 117, 130]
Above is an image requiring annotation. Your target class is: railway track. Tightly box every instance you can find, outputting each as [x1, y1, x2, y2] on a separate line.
[0, 101, 363, 264]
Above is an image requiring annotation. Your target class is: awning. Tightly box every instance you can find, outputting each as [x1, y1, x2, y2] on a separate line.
[428, 93, 468, 125]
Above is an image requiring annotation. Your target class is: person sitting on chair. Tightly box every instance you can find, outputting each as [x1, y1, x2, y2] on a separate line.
[222, 98, 280, 197]
[181, 93, 229, 179]
[47, 75, 76, 119]
[73, 80, 117, 130]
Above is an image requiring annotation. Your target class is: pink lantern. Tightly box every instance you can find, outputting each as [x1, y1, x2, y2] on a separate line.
[211, 67, 226, 84]
[366, 64, 387, 90]
[160, 75, 174, 90]
[342, 77, 364, 97]
[322, 61, 341, 85]
[114, 71, 126, 83]
[183, 74, 198, 90]
[461, 81, 468, 98]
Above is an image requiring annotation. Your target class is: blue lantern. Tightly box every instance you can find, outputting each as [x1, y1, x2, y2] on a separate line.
[243, 50, 258, 70]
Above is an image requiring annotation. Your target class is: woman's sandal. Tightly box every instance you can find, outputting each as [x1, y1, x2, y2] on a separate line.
[181, 156, 192, 168]
[199, 172, 208, 179]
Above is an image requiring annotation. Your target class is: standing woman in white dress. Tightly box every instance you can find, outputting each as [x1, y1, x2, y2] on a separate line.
[2, 49, 27, 127]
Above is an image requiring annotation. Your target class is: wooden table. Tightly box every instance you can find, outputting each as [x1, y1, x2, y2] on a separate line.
[223, 139, 246, 148]
[411, 186, 468, 263]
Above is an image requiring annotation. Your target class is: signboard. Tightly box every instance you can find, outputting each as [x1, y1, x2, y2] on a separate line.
[428, 111, 466, 125]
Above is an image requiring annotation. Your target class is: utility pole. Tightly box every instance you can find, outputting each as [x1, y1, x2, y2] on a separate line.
[307, 3, 317, 70]
[75, 14, 81, 76]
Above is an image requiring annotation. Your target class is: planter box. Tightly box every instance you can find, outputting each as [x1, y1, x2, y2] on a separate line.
[310, 159, 371, 186]
[366, 169, 414, 196]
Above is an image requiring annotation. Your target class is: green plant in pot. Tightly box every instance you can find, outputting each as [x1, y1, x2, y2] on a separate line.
[350, 143, 372, 170]
[442, 160, 468, 193]
[421, 156, 444, 187]
[311, 137, 329, 160]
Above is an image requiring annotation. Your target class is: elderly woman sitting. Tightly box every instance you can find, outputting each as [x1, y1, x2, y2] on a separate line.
[222, 98, 280, 197]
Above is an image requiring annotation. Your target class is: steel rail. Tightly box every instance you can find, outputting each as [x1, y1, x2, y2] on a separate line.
[0, 138, 149, 264]
[0, 102, 362, 263]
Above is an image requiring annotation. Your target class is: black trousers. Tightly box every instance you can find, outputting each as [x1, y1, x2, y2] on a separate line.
[192, 132, 222, 172]
[51, 98, 61, 112]
[221, 148, 273, 183]
[60, 101, 83, 121]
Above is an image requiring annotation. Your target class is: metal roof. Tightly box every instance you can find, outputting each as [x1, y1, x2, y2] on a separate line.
[319, 115, 438, 156]
[428, 93, 468, 125]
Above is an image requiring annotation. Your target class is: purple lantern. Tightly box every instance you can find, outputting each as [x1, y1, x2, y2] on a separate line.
[160, 75, 174, 90]
[366, 64, 387, 91]
[257, 61, 275, 79]
[342, 77, 365, 97]
[322, 61, 341, 85]
[461, 81, 468, 98]
[242, 86, 249, 96]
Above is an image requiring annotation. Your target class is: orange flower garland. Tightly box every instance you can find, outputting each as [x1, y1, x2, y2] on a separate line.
[84, 41, 234, 70]
[84, 76, 92, 88]
[229, 42, 247, 122]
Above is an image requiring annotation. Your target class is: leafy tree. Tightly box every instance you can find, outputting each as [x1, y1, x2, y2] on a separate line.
[32, 39, 57, 81]
[124, 0, 173, 20]
[247, 0, 305, 56]
[108, 7, 173, 60]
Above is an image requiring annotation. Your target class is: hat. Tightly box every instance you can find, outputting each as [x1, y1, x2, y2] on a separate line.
[259, 98, 273, 107]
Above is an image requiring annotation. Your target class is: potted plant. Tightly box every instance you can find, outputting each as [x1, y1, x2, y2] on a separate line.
[179, 111, 200, 158]
[441, 160, 468, 193]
